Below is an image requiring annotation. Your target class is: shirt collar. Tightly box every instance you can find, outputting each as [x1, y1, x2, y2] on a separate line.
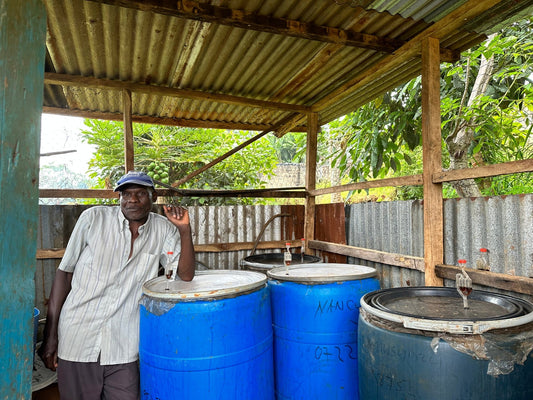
[117, 208, 152, 232]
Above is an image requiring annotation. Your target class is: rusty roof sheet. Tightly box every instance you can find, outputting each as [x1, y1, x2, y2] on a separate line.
[42, 0, 533, 134]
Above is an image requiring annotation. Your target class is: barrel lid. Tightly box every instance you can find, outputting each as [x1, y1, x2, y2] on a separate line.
[361, 287, 533, 334]
[142, 270, 267, 300]
[241, 253, 321, 271]
[267, 263, 377, 283]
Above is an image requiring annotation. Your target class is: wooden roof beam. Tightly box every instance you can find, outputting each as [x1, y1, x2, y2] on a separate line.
[88, 0, 402, 53]
[38, 187, 307, 199]
[42, 106, 308, 132]
[311, 0, 504, 115]
[44, 72, 311, 114]
[87, 0, 458, 60]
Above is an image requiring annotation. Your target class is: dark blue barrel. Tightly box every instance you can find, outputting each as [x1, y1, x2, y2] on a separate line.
[267, 263, 380, 400]
[358, 287, 533, 400]
[139, 271, 274, 400]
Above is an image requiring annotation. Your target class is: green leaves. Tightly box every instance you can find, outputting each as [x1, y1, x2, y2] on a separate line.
[80, 122, 278, 205]
[319, 16, 533, 199]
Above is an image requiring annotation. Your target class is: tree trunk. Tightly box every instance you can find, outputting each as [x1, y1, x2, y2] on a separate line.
[445, 34, 496, 197]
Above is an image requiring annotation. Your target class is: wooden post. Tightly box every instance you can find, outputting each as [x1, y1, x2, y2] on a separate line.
[123, 89, 134, 172]
[421, 37, 444, 286]
[304, 113, 318, 251]
[0, 1, 46, 397]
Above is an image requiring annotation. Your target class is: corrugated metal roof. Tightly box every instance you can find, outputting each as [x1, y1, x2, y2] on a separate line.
[42, 0, 533, 133]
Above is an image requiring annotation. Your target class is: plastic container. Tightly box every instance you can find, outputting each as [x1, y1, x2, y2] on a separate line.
[139, 270, 274, 400]
[359, 287, 533, 399]
[476, 248, 490, 270]
[267, 263, 380, 400]
[283, 242, 292, 267]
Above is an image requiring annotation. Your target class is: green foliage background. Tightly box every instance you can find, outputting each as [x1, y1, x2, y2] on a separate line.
[81, 121, 279, 205]
[323, 17, 533, 200]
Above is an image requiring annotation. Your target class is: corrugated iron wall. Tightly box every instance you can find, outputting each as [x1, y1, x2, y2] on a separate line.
[346, 194, 533, 299]
[443, 195, 533, 279]
[346, 200, 426, 288]
[191, 204, 284, 269]
[35, 195, 533, 315]
[35, 204, 287, 314]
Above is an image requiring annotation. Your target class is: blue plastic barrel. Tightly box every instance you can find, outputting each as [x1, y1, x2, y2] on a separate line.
[139, 271, 274, 400]
[267, 263, 380, 400]
[358, 287, 533, 400]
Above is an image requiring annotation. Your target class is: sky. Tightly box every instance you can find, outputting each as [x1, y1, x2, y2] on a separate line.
[40, 114, 95, 174]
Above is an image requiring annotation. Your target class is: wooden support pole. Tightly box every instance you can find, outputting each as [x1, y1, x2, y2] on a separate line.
[0, 1, 46, 397]
[304, 113, 318, 251]
[421, 37, 444, 286]
[123, 89, 134, 173]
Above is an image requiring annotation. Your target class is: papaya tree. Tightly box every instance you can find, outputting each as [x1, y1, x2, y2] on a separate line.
[81, 120, 278, 205]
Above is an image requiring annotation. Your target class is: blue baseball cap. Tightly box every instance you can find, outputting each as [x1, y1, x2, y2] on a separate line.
[114, 171, 155, 192]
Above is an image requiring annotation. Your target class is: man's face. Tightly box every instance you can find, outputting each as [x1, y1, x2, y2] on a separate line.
[119, 184, 156, 223]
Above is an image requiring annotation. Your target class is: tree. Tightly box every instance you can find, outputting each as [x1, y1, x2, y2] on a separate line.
[265, 132, 307, 163]
[81, 120, 279, 205]
[327, 17, 533, 199]
[39, 164, 96, 205]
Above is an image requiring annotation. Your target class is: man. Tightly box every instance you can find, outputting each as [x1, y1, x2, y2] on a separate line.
[38, 171, 195, 400]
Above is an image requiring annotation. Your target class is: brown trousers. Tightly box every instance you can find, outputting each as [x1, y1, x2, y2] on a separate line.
[57, 358, 139, 400]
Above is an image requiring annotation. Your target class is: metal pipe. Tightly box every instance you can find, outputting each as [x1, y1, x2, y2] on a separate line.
[249, 213, 294, 256]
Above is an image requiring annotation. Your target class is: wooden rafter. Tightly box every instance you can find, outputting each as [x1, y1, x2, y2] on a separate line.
[88, 0, 408, 54]
[44, 72, 310, 114]
[172, 113, 301, 187]
[273, 0, 501, 136]
[309, 0, 501, 114]
[42, 106, 308, 132]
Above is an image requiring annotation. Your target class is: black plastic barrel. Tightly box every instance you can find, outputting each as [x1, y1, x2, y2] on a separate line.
[358, 287, 533, 400]
[242, 253, 321, 272]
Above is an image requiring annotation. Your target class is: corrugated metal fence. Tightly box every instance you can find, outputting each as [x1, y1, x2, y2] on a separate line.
[35, 204, 286, 314]
[191, 204, 284, 269]
[35, 194, 533, 314]
[346, 194, 533, 299]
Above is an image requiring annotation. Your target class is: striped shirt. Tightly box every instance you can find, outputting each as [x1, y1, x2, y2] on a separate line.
[57, 206, 181, 365]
